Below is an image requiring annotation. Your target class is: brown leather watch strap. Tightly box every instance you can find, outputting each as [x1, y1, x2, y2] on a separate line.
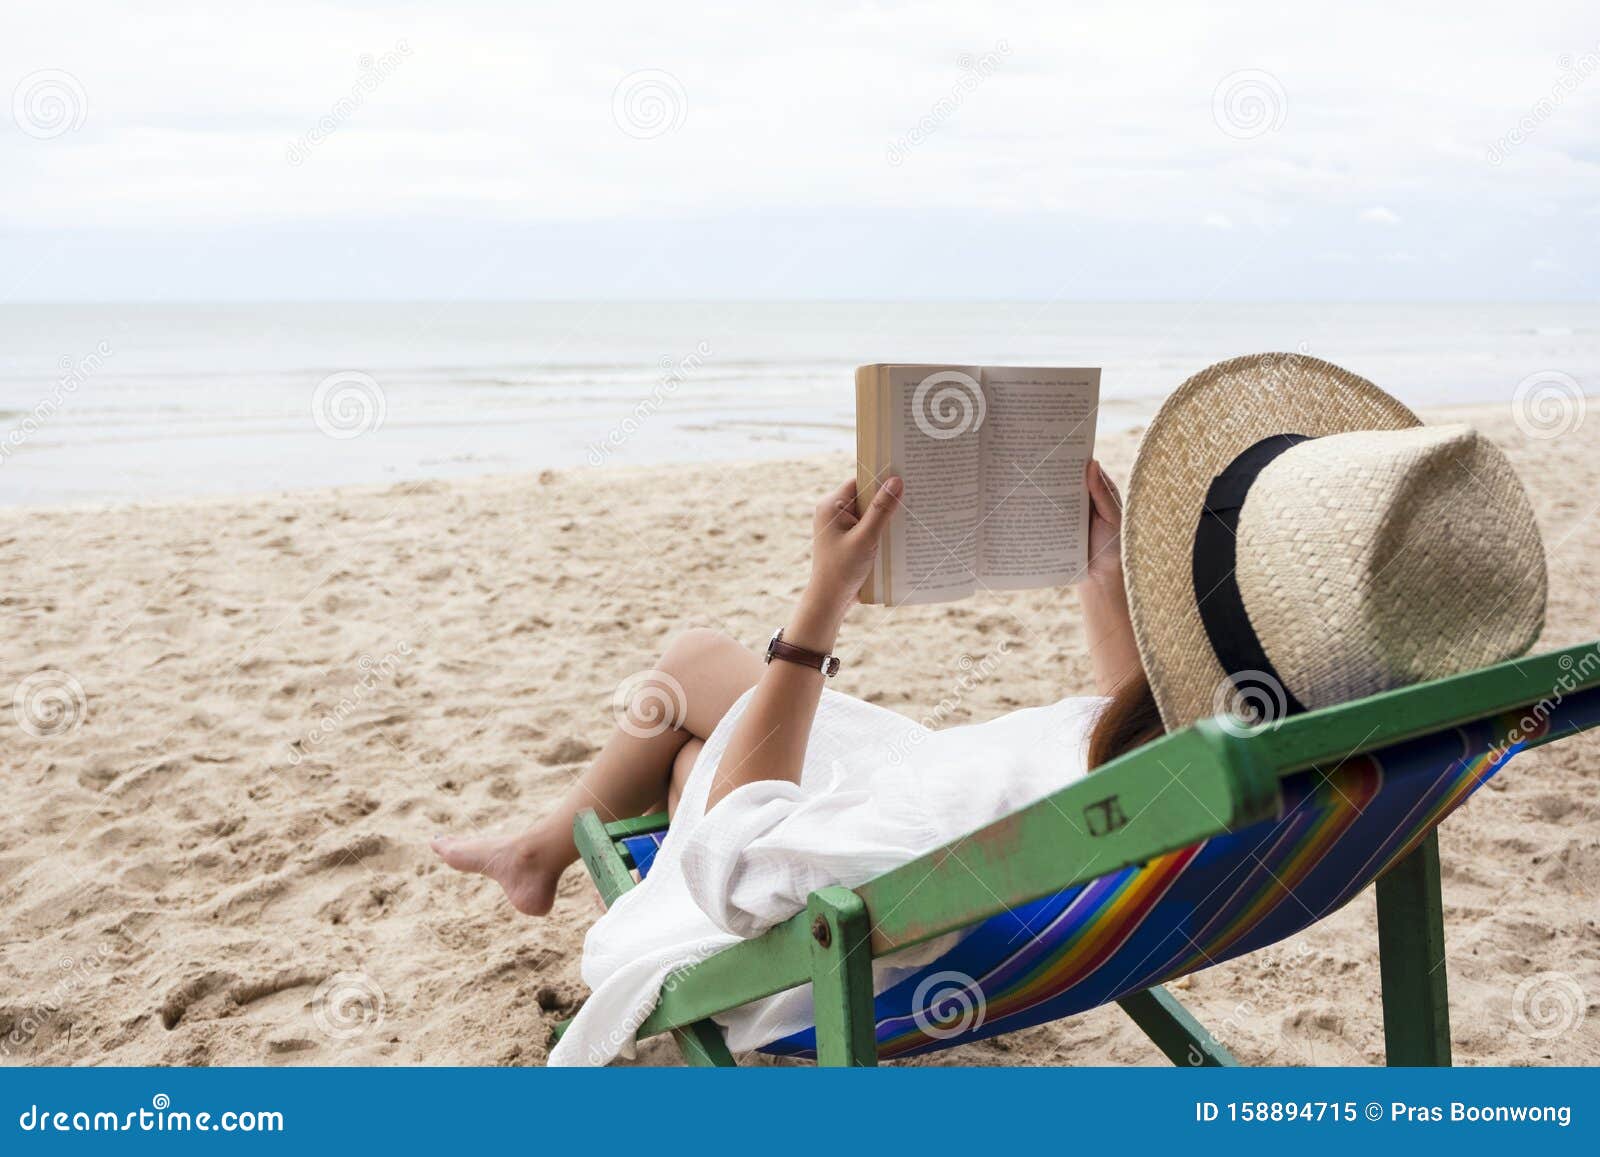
[765, 628, 841, 677]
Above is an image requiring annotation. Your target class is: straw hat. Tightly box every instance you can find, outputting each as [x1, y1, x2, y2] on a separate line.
[1122, 353, 1547, 731]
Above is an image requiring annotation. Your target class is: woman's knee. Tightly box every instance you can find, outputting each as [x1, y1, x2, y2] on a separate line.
[613, 633, 733, 738]
[655, 628, 762, 737]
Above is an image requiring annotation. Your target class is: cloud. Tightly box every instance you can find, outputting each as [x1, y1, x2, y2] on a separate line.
[1, 0, 1597, 300]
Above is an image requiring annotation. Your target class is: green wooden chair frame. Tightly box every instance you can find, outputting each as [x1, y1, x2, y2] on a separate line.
[558, 641, 1600, 1067]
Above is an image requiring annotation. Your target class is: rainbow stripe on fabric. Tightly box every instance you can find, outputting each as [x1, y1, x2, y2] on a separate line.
[871, 714, 1532, 1060]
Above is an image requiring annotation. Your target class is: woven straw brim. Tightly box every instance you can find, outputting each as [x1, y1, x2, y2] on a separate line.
[1122, 353, 1421, 731]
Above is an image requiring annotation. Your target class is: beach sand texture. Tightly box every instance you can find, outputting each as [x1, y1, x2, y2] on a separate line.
[2, 405, 1596, 1066]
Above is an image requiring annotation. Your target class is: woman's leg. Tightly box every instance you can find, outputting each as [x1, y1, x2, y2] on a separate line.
[666, 737, 703, 817]
[431, 629, 762, 915]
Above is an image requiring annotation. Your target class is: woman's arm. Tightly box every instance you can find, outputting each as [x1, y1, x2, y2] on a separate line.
[1078, 460, 1141, 696]
[706, 475, 903, 810]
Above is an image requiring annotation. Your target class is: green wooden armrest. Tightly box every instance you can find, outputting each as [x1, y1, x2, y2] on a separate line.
[604, 812, 672, 839]
[1239, 638, 1597, 772]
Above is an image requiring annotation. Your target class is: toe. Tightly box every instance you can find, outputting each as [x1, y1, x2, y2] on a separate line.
[431, 835, 490, 874]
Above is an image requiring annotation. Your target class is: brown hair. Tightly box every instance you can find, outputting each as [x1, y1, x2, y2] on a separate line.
[1087, 670, 1164, 770]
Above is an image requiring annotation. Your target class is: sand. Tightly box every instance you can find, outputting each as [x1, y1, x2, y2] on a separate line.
[2, 404, 1596, 1067]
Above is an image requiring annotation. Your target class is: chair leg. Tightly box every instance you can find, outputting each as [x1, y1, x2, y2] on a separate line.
[807, 887, 878, 1067]
[1118, 986, 1237, 1066]
[672, 1019, 739, 1067]
[1376, 829, 1452, 1066]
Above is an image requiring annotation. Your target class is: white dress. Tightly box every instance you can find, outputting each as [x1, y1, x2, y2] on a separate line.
[547, 686, 1106, 1066]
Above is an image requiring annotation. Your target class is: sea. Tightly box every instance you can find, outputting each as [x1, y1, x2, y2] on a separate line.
[0, 302, 1594, 508]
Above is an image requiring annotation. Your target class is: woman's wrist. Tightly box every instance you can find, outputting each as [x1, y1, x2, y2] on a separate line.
[1079, 568, 1130, 620]
[1079, 561, 1126, 595]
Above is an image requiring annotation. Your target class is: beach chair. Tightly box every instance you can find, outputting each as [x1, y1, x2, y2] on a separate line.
[558, 640, 1600, 1067]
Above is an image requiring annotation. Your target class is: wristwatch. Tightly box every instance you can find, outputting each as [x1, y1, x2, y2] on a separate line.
[765, 628, 841, 677]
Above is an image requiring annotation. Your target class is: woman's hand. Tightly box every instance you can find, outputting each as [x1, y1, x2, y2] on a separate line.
[804, 475, 903, 623]
[1081, 459, 1124, 587]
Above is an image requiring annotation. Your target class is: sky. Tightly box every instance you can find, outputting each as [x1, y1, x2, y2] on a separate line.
[3, 1, 1598, 302]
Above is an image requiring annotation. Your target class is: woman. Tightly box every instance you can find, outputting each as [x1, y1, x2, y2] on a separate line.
[431, 461, 1136, 916]
[434, 354, 1547, 1064]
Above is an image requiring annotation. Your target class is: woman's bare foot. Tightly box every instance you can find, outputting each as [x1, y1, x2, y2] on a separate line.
[430, 829, 562, 916]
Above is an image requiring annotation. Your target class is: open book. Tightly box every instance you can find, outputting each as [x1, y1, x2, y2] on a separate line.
[856, 364, 1101, 606]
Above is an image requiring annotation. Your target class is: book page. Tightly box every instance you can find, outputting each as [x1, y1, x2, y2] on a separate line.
[976, 367, 1100, 589]
[879, 365, 984, 605]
